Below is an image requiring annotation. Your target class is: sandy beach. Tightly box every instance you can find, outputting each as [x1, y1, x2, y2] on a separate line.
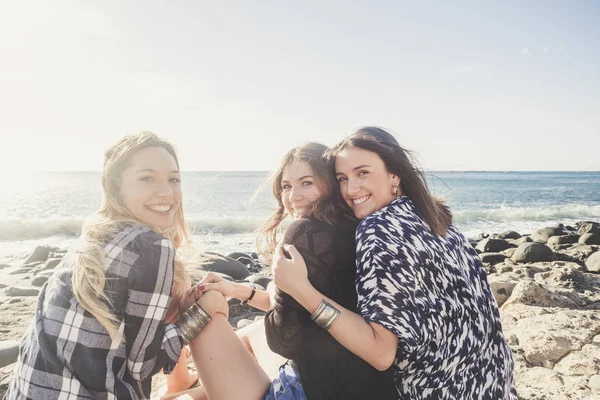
[1, 221, 599, 399]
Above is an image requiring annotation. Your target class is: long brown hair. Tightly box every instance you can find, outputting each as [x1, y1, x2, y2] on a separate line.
[255, 142, 354, 264]
[328, 127, 452, 236]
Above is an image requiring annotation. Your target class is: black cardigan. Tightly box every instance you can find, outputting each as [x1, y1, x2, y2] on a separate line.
[264, 217, 397, 400]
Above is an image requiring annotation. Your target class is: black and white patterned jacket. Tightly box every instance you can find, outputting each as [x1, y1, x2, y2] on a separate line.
[355, 196, 517, 399]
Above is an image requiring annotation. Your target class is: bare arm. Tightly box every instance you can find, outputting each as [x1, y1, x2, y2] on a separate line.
[272, 245, 398, 371]
[197, 272, 273, 312]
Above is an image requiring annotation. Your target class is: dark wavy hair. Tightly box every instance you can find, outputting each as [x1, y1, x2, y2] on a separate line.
[328, 127, 452, 236]
[256, 142, 354, 263]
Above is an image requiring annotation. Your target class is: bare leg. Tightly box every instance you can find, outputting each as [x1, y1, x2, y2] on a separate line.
[236, 320, 286, 379]
[189, 314, 271, 400]
[163, 348, 198, 394]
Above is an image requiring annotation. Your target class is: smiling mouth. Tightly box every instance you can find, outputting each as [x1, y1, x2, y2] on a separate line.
[147, 204, 173, 213]
[292, 207, 308, 218]
[351, 195, 371, 205]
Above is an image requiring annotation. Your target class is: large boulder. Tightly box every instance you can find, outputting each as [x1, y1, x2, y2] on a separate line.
[579, 233, 600, 245]
[6, 286, 40, 297]
[511, 243, 553, 263]
[547, 235, 579, 246]
[23, 245, 58, 265]
[577, 222, 600, 236]
[585, 251, 600, 273]
[502, 281, 581, 309]
[553, 344, 600, 376]
[499, 230, 522, 240]
[487, 275, 518, 307]
[202, 255, 251, 280]
[479, 253, 507, 265]
[0, 340, 20, 368]
[532, 227, 562, 243]
[510, 236, 533, 246]
[476, 238, 512, 253]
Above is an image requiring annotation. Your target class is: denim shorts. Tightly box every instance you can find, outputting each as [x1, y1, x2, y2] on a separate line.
[261, 361, 307, 400]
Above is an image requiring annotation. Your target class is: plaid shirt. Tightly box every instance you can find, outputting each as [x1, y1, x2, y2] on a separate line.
[5, 224, 183, 400]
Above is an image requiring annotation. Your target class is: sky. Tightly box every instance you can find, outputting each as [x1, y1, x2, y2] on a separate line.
[0, 0, 598, 172]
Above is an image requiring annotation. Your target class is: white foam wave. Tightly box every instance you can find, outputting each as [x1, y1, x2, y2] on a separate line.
[453, 204, 600, 224]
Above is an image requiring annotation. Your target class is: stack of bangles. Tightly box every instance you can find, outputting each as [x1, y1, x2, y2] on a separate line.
[311, 300, 340, 330]
[176, 302, 212, 344]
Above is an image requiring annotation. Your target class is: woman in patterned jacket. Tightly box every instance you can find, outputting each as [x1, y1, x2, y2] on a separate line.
[5, 132, 232, 399]
[272, 127, 517, 399]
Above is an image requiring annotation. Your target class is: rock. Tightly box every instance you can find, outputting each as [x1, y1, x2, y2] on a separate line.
[203, 255, 251, 280]
[505, 308, 600, 368]
[511, 243, 553, 263]
[0, 340, 20, 368]
[0, 283, 7, 289]
[476, 238, 512, 253]
[226, 252, 255, 266]
[500, 248, 516, 259]
[487, 275, 518, 307]
[31, 275, 49, 287]
[0, 264, 10, 269]
[502, 281, 580, 309]
[247, 274, 272, 289]
[32, 258, 63, 275]
[578, 222, 600, 236]
[479, 253, 507, 265]
[5, 286, 40, 297]
[553, 344, 600, 376]
[237, 319, 254, 329]
[515, 366, 565, 393]
[499, 230, 522, 240]
[580, 233, 600, 245]
[586, 252, 600, 273]
[23, 245, 58, 265]
[556, 245, 599, 264]
[532, 227, 562, 243]
[547, 235, 580, 246]
[510, 236, 533, 246]
[589, 375, 600, 390]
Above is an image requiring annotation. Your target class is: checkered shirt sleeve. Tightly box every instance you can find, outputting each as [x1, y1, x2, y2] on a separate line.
[122, 230, 184, 381]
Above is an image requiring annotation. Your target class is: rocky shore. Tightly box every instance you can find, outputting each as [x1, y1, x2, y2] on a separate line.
[1, 221, 600, 399]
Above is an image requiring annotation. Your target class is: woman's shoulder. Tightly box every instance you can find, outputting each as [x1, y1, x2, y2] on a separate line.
[105, 223, 172, 256]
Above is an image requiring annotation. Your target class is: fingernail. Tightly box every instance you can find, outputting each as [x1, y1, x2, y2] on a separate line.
[198, 285, 205, 291]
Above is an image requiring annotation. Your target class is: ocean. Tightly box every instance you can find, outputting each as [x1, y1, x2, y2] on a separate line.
[1, 171, 599, 263]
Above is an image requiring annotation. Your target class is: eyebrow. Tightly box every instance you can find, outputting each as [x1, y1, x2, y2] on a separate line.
[336, 165, 371, 175]
[281, 175, 313, 182]
[135, 169, 180, 173]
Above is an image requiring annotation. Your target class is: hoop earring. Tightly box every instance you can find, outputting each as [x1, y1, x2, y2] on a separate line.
[392, 185, 399, 197]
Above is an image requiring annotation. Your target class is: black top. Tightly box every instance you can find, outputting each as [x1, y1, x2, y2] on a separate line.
[264, 217, 397, 400]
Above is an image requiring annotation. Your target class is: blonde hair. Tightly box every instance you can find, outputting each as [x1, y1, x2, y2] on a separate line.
[255, 142, 354, 265]
[72, 131, 190, 341]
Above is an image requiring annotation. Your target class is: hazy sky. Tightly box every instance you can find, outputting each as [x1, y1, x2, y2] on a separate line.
[0, 1, 598, 172]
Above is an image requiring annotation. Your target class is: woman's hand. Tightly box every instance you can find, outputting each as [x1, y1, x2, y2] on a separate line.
[197, 272, 236, 297]
[178, 284, 204, 313]
[197, 289, 229, 319]
[272, 244, 311, 298]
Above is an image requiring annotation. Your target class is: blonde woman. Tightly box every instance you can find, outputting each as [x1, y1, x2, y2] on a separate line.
[5, 132, 233, 399]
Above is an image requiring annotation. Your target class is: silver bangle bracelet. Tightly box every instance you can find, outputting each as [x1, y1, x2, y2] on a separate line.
[310, 300, 340, 330]
[176, 302, 212, 344]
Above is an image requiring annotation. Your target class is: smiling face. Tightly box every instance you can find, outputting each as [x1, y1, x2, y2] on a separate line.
[280, 160, 322, 220]
[119, 146, 182, 229]
[335, 146, 399, 219]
